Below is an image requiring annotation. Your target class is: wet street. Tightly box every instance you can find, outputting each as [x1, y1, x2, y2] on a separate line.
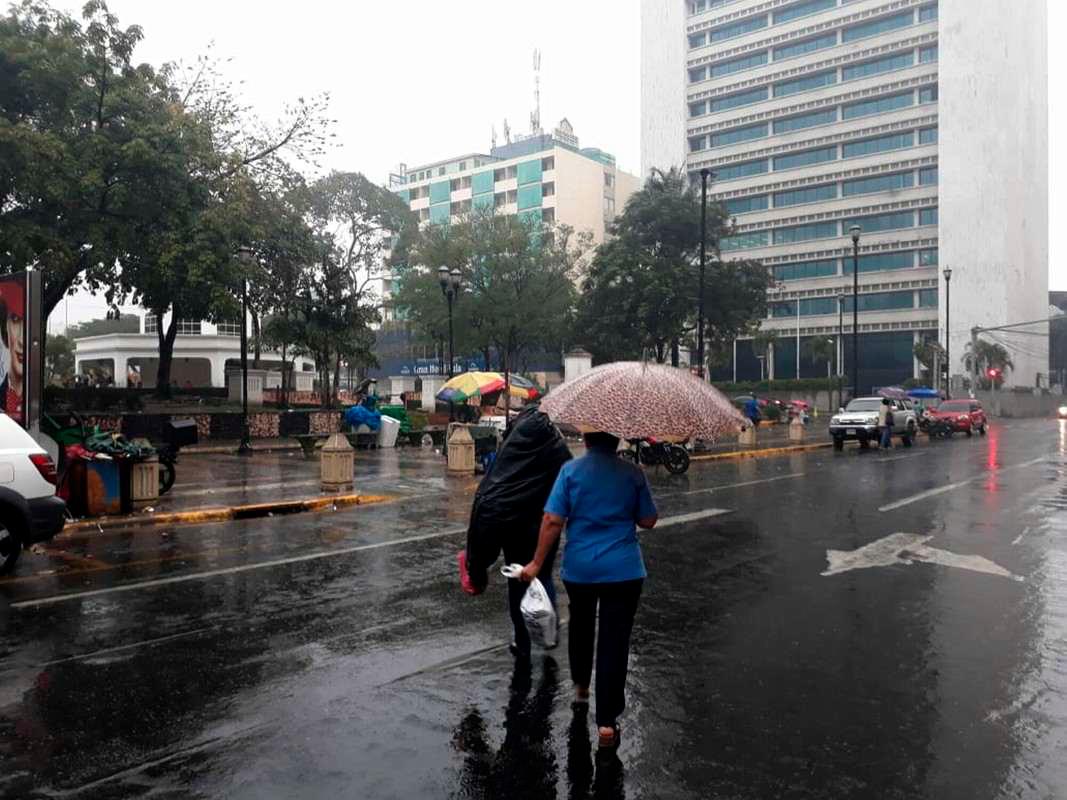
[1, 419, 1065, 799]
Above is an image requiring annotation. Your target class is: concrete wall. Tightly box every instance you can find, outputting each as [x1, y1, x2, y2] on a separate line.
[640, 0, 686, 178]
[975, 390, 1063, 419]
[940, 0, 1049, 387]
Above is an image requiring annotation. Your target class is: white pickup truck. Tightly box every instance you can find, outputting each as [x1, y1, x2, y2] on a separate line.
[829, 397, 918, 451]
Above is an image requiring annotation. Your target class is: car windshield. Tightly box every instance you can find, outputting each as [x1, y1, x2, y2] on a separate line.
[845, 400, 883, 412]
[938, 401, 970, 412]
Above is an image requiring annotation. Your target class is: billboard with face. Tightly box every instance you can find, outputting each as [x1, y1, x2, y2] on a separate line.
[0, 274, 27, 425]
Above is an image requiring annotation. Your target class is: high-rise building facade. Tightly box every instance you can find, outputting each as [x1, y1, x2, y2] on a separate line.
[642, 0, 1047, 390]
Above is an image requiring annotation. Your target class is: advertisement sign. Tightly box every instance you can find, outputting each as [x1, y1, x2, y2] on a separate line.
[0, 271, 43, 431]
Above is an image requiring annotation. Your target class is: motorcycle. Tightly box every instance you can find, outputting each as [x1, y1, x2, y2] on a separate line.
[619, 439, 690, 475]
[918, 412, 954, 439]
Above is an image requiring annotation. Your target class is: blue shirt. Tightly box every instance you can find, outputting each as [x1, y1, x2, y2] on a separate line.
[545, 449, 657, 583]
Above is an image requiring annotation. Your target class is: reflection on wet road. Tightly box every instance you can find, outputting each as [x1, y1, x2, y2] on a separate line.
[2, 420, 1067, 798]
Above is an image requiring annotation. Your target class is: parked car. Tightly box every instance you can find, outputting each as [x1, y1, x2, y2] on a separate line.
[829, 397, 917, 450]
[0, 413, 67, 573]
[928, 399, 988, 436]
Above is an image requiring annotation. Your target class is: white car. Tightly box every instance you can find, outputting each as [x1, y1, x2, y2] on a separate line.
[829, 397, 918, 450]
[0, 413, 67, 573]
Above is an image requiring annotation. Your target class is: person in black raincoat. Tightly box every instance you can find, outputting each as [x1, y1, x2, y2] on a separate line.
[464, 404, 572, 658]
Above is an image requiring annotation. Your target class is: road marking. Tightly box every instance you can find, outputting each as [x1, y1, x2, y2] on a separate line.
[677, 473, 804, 496]
[878, 454, 922, 463]
[878, 457, 1048, 512]
[822, 532, 1022, 581]
[1012, 526, 1033, 546]
[41, 626, 217, 666]
[10, 506, 737, 609]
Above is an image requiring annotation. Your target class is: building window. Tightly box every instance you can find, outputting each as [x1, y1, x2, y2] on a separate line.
[543, 207, 556, 224]
[919, 127, 938, 145]
[844, 251, 914, 274]
[710, 123, 768, 148]
[689, 135, 707, 153]
[429, 204, 450, 225]
[844, 211, 915, 234]
[691, 0, 730, 13]
[918, 85, 939, 104]
[850, 291, 915, 312]
[842, 132, 914, 158]
[542, 156, 555, 171]
[773, 259, 837, 281]
[217, 321, 242, 337]
[689, 32, 707, 49]
[438, 166, 446, 176]
[773, 33, 837, 62]
[711, 50, 769, 78]
[772, 297, 837, 317]
[690, 101, 707, 117]
[711, 87, 769, 113]
[841, 12, 913, 44]
[494, 168, 506, 182]
[773, 0, 836, 25]
[458, 161, 466, 171]
[774, 70, 836, 98]
[773, 183, 837, 208]
[842, 172, 915, 197]
[919, 289, 938, 307]
[918, 4, 937, 23]
[689, 66, 707, 84]
[919, 45, 938, 63]
[506, 189, 518, 204]
[721, 230, 770, 251]
[773, 220, 838, 244]
[604, 197, 616, 216]
[773, 146, 837, 171]
[418, 208, 430, 222]
[429, 180, 451, 204]
[543, 181, 555, 197]
[710, 14, 768, 43]
[517, 184, 542, 211]
[919, 248, 939, 265]
[723, 194, 769, 215]
[919, 207, 938, 226]
[506, 165, 518, 180]
[773, 108, 837, 134]
[919, 166, 938, 185]
[144, 315, 158, 334]
[713, 159, 770, 181]
[450, 178, 461, 191]
[842, 51, 914, 82]
[494, 192, 507, 208]
[604, 173, 614, 188]
[177, 319, 202, 336]
[842, 91, 914, 120]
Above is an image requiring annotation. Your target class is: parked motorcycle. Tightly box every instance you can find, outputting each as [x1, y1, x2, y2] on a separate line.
[619, 439, 690, 475]
[918, 413, 954, 439]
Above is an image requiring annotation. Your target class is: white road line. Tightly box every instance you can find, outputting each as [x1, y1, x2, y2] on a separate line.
[41, 626, 217, 666]
[677, 473, 804, 496]
[878, 456, 1048, 512]
[11, 507, 734, 609]
[878, 454, 922, 463]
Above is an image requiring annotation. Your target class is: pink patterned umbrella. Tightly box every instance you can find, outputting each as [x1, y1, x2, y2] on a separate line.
[540, 361, 746, 442]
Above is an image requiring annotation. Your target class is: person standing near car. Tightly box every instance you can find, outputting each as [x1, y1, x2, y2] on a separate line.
[879, 398, 894, 449]
[744, 395, 761, 430]
[521, 431, 657, 751]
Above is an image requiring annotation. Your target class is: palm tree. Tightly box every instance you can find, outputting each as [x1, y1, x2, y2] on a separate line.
[963, 339, 1014, 385]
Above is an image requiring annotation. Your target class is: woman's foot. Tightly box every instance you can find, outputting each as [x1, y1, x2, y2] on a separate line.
[597, 723, 620, 749]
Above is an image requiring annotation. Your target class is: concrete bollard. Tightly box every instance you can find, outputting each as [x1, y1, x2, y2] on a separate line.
[739, 425, 758, 447]
[446, 425, 476, 474]
[320, 432, 354, 492]
[789, 416, 806, 442]
[130, 456, 160, 508]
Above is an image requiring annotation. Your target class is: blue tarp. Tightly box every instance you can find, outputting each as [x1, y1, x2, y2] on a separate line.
[344, 404, 381, 432]
[907, 387, 941, 398]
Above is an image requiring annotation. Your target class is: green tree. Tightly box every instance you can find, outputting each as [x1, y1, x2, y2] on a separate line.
[965, 339, 1014, 385]
[45, 333, 75, 384]
[575, 167, 770, 365]
[751, 329, 778, 379]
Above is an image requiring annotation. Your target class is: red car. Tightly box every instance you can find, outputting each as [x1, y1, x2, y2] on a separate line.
[928, 399, 988, 436]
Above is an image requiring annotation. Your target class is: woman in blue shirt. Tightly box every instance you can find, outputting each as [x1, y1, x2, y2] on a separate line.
[521, 431, 658, 749]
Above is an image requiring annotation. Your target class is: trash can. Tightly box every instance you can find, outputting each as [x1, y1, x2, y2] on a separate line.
[130, 456, 160, 508]
[377, 416, 400, 448]
[447, 425, 476, 474]
[85, 457, 123, 516]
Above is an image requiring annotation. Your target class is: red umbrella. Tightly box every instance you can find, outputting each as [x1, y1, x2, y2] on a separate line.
[540, 362, 745, 442]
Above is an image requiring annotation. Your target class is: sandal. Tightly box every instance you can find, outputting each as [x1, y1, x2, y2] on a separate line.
[597, 723, 621, 749]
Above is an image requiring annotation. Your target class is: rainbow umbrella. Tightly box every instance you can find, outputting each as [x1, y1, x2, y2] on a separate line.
[436, 371, 506, 403]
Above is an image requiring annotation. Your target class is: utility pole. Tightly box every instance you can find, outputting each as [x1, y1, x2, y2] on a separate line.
[849, 226, 861, 400]
[698, 169, 712, 379]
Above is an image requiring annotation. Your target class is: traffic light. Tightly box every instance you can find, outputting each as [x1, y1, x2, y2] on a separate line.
[988, 368, 1001, 380]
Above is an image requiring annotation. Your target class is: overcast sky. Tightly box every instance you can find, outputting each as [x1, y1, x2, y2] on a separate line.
[49, 0, 1063, 330]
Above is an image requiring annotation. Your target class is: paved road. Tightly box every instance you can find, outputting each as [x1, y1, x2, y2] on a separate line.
[1, 420, 1065, 799]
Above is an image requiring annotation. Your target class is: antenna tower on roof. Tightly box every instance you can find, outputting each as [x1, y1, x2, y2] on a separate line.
[531, 49, 542, 135]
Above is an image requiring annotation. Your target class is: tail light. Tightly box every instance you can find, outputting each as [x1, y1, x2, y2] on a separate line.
[29, 453, 57, 485]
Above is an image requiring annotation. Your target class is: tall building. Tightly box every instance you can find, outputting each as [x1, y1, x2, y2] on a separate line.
[642, 0, 1048, 390]
[379, 120, 640, 323]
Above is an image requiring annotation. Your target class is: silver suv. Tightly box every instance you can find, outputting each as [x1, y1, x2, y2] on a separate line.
[829, 397, 918, 451]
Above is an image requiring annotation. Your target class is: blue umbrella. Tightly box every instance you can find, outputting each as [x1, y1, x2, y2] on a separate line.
[907, 387, 941, 398]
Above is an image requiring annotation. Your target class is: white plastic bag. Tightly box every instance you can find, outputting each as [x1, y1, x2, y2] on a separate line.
[501, 563, 558, 649]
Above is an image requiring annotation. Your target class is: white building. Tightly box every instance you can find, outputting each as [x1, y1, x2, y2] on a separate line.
[642, 0, 1048, 390]
[74, 314, 315, 389]
[379, 120, 641, 321]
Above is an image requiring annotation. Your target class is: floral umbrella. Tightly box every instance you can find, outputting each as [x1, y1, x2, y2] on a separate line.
[540, 361, 746, 442]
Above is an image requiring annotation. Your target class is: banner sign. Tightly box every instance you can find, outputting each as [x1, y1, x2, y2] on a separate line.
[0, 271, 43, 431]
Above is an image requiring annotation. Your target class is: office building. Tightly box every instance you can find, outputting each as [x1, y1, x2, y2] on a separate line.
[642, 0, 1048, 390]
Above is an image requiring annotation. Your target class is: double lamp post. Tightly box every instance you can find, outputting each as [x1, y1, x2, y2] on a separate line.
[438, 266, 462, 419]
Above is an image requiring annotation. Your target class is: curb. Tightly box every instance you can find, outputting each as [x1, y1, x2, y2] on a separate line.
[183, 443, 302, 455]
[62, 493, 394, 534]
[691, 441, 833, 462]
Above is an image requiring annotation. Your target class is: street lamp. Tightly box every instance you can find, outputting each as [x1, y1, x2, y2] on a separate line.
[438, 266, 462, 420]
[943, 267, 953, 399]
[849, 225, 861, 401]
[697, 168, 714, 380]
[837, 292, 846, 410]
[236, 246, 254, 456]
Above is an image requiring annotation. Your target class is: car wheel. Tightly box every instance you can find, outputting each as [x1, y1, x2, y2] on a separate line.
[159, 458, 177, 495]
[665, 445, 690, 475]
[965, 427, 973, 437]
[0, 517, 22, 575]
[979, 424, 987, 436]
[833, 437, 844, 451]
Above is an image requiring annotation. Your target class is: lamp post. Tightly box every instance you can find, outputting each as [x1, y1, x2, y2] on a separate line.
[943, 267, 953, 399]
[697, 169, 714, 379]
[438, 266, 462, 419]
[236, 246, 254, 456]
[849, 225, 861, 400]
[837, 292, 845, 410]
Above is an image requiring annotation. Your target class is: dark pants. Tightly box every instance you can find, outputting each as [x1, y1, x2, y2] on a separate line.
[564, 579, 643, 728]
[503, 538, 558, 655]
[880, 425, 893, 448]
